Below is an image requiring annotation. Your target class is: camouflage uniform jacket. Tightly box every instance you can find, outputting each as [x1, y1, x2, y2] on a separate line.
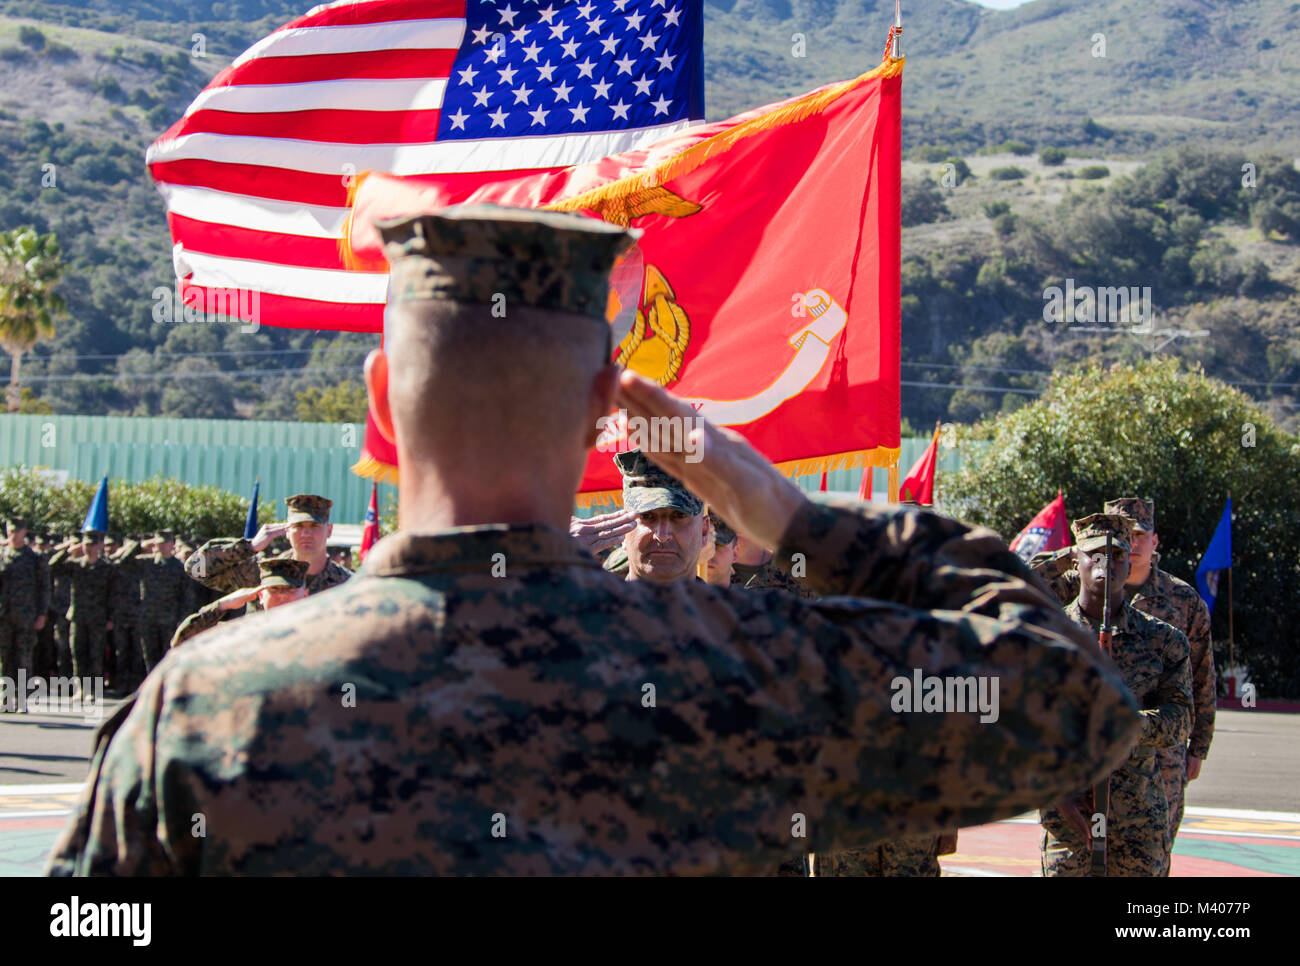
[109, 545, 146, 626]
[1040, 600, 1190, 858]
[732, 559, 817, 600]
[48, 551, 115, 626]
[47, 499, 1142, 876]
[185, 538, 352, 607]
[0, 544, 51, 625]
[169, 600, 235, 650]
[140, 555, 196, 628]
[1030, 551, 1214, 758]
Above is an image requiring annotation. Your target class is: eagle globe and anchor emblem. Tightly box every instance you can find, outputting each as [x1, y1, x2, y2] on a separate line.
[587, 185, 850, 448]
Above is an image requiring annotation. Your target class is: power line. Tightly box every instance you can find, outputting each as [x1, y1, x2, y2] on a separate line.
[21, 366, 360, 384]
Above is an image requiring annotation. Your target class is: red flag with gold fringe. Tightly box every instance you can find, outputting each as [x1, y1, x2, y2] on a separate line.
[349, 55, 903, 502]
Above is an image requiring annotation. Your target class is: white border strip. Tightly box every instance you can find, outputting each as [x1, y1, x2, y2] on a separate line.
[233, 18, 464, 66]
[160, 183, 349, 238]
[187, 77, 448, 115]
[147, 121, 693, 176]
[179, 249, 389, 303]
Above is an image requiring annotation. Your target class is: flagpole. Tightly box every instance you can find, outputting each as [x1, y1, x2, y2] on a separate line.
[893, 0, 902, 58]
[1226, 490, 1234, 692]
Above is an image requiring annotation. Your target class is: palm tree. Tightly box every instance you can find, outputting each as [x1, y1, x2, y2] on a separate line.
[0, 227, 65, 413]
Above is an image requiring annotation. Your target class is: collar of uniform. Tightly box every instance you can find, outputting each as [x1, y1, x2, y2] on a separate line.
[360, 524, 599, 576]
[1066, 598, 1137, 636]
[1128, 554, 1164, 601]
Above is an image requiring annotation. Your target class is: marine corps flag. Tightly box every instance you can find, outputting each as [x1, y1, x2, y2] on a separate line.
[348, 53, 903, 500]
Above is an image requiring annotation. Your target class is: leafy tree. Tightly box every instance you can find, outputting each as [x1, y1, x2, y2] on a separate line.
[295, 380, 368, 424]
[0, 227, 65, 412]
[901, 177, 952, 227]
[942, 156, 971, 185]
[945, 359, 1300, 696]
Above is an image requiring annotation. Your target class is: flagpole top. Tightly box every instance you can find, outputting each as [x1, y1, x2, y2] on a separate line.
[893, 0, 902, 58]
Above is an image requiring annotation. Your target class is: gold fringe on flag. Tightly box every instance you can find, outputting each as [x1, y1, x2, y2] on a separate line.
[545, 56, 904, 220]
[351, 452, 399, 485]
[573, 444, 901, 509]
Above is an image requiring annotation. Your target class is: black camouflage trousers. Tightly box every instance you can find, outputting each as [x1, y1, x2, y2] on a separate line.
[70, 621, 108, 683]
[0, 618, 37, 682]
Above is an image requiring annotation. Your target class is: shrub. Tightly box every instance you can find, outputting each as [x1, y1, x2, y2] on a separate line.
[1039, 146, 1068, 166]
[944, 358, 1300, 696]
[990, 166, 1026, 181]
[983, 201, 1011, 218]
[1077, 165, 1111, 180]
[18, 25, 45, 51]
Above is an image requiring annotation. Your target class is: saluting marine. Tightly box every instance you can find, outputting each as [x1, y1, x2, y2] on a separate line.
[49, 205, 1140, 876]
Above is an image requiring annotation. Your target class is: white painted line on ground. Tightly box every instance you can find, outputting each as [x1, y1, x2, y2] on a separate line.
[1184, 806, 1300, 823]
[0, 810, 72, 819]
[0, 784, 84, 796]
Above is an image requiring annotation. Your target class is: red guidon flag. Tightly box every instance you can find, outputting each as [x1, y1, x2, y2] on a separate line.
[350, 54, 903, 501]
[1009, 491, 1071, 562]
[359, 481, 381, 562]
[898, 424, 939, 505]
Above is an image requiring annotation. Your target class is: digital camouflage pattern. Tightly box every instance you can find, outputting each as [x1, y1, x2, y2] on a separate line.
[812, 835, 941, 877]
[1029, 549, 1215, 845]
[708, 511, 736, 546]
[1070, 513, 1133, 553]
[169, 600, 235, 650]
[0, 543, 51, 679]
[1040, 599, 1192, 877]
[109, 542, 147, 691]
[285, 494, 333, 526]
[185, 538, 351, 608]
[47, 498, 1142, 876]
[138, 552, 195, 671]
[379, 204, 638, 320]
[1104, 498, 1155, 533]
[257, 557, 309, 589]
[733, 558, 817, 601]
[48, 548, 115, 680]
[614, 449, 703, 516]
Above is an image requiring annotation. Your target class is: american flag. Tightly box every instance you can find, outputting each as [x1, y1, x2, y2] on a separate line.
[147, 0, 705, 333]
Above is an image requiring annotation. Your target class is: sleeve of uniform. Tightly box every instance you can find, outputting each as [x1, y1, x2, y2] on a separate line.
[37, 554, 51, 615]
[1184, 594, 1216, 759]
[44, 678, 191, 876]
[742, 499, 1144, 847]
[1028, 547, 1080, 606]
[184, 538, 261, 594]
[1138, 624, 1193, 752]
[169, 601, 225, 649]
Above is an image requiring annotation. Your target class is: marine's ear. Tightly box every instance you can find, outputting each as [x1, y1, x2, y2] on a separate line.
[583, 364, 621, 450]
[364, 349, 395, 445]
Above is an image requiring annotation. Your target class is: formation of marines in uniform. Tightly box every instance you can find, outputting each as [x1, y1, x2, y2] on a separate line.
[0, 497, 353, 699]
[39, 204, 1153, 877]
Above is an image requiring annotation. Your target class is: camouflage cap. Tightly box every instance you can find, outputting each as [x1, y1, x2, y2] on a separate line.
[708, 510, 737, 546]
[1104, 497, 1155, 533]
[1071, 513, 1134, 554]
[153, 529, 175, 542]
[257, 556, 309, 590]
[81, 530, 105, 544]
[613, 449, 703, 516]
[377, 203, 640, 320]
[5, 516, 27, 532]
[285, 494, 332, 526]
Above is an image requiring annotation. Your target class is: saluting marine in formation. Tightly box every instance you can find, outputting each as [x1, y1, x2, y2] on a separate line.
[48, 205, 1142, 876]
[1035, 513, 1192, 877]
[0, 518, 51, 687]
[1032, 497, 1215, 847]
[185, 494, 351, 605]
[171, 558, 309, 649]
[47, 532, 115, 689]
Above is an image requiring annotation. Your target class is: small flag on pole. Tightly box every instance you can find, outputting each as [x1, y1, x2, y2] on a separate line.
[243, 479, 260, 541]
[82, 476, 109, 533]
[1195, 497, 1233, 612]
[899, 425, 940, 505]
[818, 470, 829, 492]
[857, 467, 873, 502]
[1009, 491, 1071, 563]
[360, 482, 380, 563]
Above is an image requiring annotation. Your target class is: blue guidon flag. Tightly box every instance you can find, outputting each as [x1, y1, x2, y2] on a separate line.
[147, 0, 706, 333]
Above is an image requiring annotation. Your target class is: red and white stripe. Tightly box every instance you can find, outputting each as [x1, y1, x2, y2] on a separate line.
[147, 0, 693, 332]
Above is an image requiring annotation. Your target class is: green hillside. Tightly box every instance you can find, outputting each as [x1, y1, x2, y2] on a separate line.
[0, 0, 1297, 430]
